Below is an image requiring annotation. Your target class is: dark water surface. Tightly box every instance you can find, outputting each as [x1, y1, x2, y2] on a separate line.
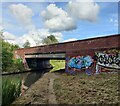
[2, 69, 51, 88]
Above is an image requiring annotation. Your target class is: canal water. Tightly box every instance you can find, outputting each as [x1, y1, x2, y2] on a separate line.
[2, 69, 51, 92]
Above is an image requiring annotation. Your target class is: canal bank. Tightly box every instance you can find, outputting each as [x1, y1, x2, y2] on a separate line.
[12, 72, 59, 105]
[12, 71, 119, 105]
[2, 60, 65, 106]
[2, 69, 50, 106]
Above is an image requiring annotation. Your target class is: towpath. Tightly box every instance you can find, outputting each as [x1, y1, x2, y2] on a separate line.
[12, 72, 59, 105]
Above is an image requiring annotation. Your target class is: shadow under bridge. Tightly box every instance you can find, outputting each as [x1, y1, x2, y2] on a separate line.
[25, 52, 66, 70]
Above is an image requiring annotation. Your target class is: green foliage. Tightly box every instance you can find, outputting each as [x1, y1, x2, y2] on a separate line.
[1, 31, 22, 106]
[11, 44, 19, 51]
[0, 30, 4, 39]
[2, 79, 21, 106]
[42, 35, 58, 45]
[1, 36, 24, 72]
[2, 41, 14, 71]
[13, 59, 24, 72]
[23, 40, 30, 48]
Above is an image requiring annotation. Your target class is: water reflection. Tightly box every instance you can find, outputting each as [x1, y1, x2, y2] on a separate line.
[2, 69, 51, 95]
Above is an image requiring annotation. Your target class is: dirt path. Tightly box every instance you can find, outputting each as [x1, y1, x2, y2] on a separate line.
[12, 72, 119, 105]
[48, 72, 59, 104]
[12, 72, 59, 105]
[48, 78, 57, 104]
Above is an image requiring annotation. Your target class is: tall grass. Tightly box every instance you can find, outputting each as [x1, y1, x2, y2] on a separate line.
[50, 60, 65, 72]
[2, 79, 21, 106]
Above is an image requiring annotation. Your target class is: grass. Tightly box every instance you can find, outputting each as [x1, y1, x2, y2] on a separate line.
[50, 60, 65, 72]
[2, 78, 21, 106]
[54, 72, 119, 104]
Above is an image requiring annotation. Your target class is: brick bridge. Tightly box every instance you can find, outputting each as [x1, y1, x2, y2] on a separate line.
[14, 34, 120, 72]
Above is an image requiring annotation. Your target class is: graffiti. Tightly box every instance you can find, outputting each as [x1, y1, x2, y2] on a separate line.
[66, 55, 94, 75]
[66, 49, 120, 75]
[103, 49, 120, 54]
[67, 55, 93, 71]
[85, 68, 93, 75]
[96, 52, 120, 69]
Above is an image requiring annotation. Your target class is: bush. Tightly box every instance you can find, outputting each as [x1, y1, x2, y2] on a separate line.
[1, 39, 20, 72]
[13, 59, 25, 72]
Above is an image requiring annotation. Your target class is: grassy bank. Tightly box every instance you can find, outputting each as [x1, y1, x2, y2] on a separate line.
[50, 60, 65, 72]
[54, 73, 119, 104]
[2, 78, 21, 106]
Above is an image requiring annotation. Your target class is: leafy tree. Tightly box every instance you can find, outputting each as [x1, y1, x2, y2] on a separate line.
[42, 35, 58, 45]
[2, 41, 24, 72]
[23, 40, 30, 48]
[11, 44, 19, 51]
[1, 31, 24, 72]
[2, 40, 14, 71]
[0, 30, 4, 39]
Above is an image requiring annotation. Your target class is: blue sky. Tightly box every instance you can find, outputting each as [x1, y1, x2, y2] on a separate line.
[1, 1, 119, 47]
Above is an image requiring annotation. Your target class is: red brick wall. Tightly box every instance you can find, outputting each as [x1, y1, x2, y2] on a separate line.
[14, 34, 120, 59]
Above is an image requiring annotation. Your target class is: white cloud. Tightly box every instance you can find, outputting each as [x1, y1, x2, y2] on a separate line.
[9, 4, 35, 31]
[52, 32, 63, 42]
[17, 33, 37, 47]
[41, 4, 77, 32]
[3, 29, 62, 47]
[41, 1, 100, 32]
[2, 31, 17, 44]
[110, 18, 113, 22]
[18, 29, 63, 47]
[3, 31, 16, 40]
[0, 25, 3, 31]
[110, 18, 118, 27]
[5, 1, 100, 47]
[5, 39, 17, 45]
[63, 38, 77, 42]
[67, 0, 100, 22]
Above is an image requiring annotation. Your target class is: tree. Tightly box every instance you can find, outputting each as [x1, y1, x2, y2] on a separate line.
[11, 44, 19, 51]
[42, 35, 58, 45]
[23, 40, 30, 48]
[1, 31, 23, 72]
[2, 41, 13, 71]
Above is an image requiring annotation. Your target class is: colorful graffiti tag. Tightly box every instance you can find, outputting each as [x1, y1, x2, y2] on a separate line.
[66, 49, 120, 75]
[96, 52, 120, 69]
[67, 56, 93, 69]
[66, 55, 94, 75]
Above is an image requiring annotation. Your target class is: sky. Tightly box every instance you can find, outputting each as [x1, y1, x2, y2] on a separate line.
[1, 0, 119, 47]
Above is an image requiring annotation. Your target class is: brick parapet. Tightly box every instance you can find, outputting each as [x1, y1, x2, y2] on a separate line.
[14, 34, 120, 59]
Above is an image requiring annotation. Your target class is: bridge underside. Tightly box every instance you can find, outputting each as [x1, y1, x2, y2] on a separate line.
[25, 53, 65, 70]
[26, 58, 52, 70]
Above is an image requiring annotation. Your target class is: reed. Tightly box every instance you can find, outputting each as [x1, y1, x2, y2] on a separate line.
[2, 79, 21, 106]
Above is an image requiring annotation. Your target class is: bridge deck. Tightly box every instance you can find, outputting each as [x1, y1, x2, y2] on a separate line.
[25, 53, 66, 59]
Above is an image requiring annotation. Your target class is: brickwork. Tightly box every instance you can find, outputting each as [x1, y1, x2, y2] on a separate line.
[14, 34, 120, 60]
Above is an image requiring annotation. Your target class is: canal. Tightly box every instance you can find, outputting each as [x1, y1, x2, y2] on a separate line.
[2, 69, 51, 91]
[2, 60, 65, 90]
[2, 69, 52, 106]
[2, 60, 65, 106]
